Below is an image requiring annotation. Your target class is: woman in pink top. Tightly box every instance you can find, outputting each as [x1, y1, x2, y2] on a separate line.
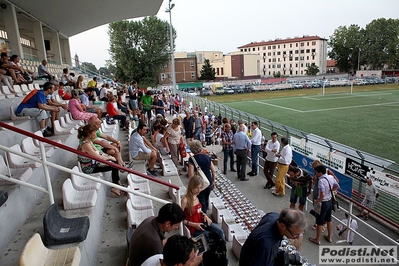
[68, 89, 97, 122]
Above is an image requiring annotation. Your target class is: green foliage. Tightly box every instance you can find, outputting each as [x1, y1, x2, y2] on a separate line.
[305, 64, 319, 75]
[273, 71, 281, 78]
[328, 18, 399, 72]
[108, 16, 174, 83]
[199, 59, 215, 80]
[80, 62, 97, 74]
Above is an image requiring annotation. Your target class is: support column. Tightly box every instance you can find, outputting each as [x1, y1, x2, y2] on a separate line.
[2, 4, 23, 56]
[32, 21, 46, 61]
[50, 31, 62, 64]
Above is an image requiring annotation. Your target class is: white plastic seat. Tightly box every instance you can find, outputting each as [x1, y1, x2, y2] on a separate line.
[34, 83, 40, 90]
[127, 173, 148, 183]
[127, 175, 151, 194]
[127, 185, 153, 210]
[0, 90, 5, 100]
[60, 116, 79, 129]
[10, 106, 31, 121]
[13, 84, 27, 96]
[65, 113, 84, 127]
[20, 233, 81, 266]
[7, 144, 41, 169]
[28, 84, 35, 91]
[62, 179, 97, 210]
[53, 120, 74, 135]
[70, 166, 101, 191]
[21, 137, 55, 158]
[126, 199, 154, 228]
[162, 157, 178, 177]
[208, 196, 225, 211]
[168, 179, 186, 203]
[0, 155, 33, 185]
[2, 86, 16, 98]
[20, 84, 31, 94]
[212, 204, 235, 224]
[232, 234, 247, 260]
[221, 216, 248, 242]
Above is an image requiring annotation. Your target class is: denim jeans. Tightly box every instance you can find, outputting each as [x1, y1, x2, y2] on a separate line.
[195, 127, 202, 141]
[223, 149, 234, 172]
[251, 145, 261, 174]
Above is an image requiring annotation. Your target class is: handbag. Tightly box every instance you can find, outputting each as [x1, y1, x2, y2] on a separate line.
[190, 155, 210, 190]
[179, 138, 187, 158]
[323, 176, 339, 212]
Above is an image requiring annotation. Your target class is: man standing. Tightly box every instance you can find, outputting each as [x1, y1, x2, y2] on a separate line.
[16, 82, 59, 137]
[357, 179, 379, 221]
[221, 123, 235, 175]
[272, 137, 292, 197]
[248, 121, 261, 176]
[288, 166, 313, 211]
[337, 213, 358, 245]
[37, 59, 53, 80]
[193, 111, 203, 141]
[129, 123, 158, 177]
[128, 80, 139, 120]
[309, 165, 340, 245]
[169, 94, 175, 115]
[240, 209, 307, 266]
[153, 95, 166, 117]
[140, 90, 154, 125]
[233, 124, 251, 181]
[263, 132, 280, 189]
[182, 111, 195, 142]
[129, 203, 186, 266]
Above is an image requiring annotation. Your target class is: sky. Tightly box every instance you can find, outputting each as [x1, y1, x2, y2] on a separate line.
[69, 0, 399, 69]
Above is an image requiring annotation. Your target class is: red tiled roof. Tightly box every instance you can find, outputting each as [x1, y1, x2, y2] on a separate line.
[238, 35, 327, 49]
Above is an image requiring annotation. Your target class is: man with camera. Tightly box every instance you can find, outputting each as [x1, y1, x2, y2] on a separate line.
[239, 209, 307, 266]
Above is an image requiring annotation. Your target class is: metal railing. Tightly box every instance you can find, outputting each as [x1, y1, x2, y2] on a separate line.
[0, 121, 182, 231]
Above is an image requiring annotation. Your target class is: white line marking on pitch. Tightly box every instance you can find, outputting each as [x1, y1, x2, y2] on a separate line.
[253, 101, 303, 112]
[301, 92, 393, 101]
[302, 101, 399, 113]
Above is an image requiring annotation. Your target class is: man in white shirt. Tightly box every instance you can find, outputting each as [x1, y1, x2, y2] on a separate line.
[141, 235, 202, 266]
[337, 212, 358, 245]
[129, 123, 158, 177]
[272, 137, 292, 197]
[248, 121, 262, 176]
[238, 119, 248, 134]
[263, 132, 280, 189]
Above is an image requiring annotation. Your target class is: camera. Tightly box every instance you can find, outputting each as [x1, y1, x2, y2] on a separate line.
[275, 239, 315, 266]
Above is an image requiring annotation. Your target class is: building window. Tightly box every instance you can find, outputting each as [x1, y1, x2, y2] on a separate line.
[307, 42, 309, 46]
[295, 71, 298, 74]
[221, 68, 224, 75]
[268, 46, 271, 49]
[306, 49, 310, 53]
[268, 52, 271, 56]
[272, 45, 276, 49]
[306, 63, 310, 67]
[269, 65, 271, 68]
[295, 50, 299, 54]
[277, 51, 281, 55]
[300, 56, 304, 60]
[300, 50, 304, 54]
[289, 51, 293, 54]
[284, 44, 286, 48]
[258, 47, 260, 51]
[290, 44, 292, 48]
[311, 49, 316, 53]
[216, 68, 219, 75]
[272, 58, 276, 62]
[301, 63, 304, 67]
[272, 65, 275, 68]
[190, 61, 194, 68]
[252, 48, 255, 51]
[312, 41, 316, 45]
[263, 46, 266, 50]
[296, 43, 298, 47]
[277, 64, 281, 68]
[296, 63, 298, 67]
[263, 53, 266, 56]
[307, 56, 309, 60]
[278, 45, 280, 49]
[300, 42, 304, 47]
[295, 57, 298, 61]
[269, 59, 271, 62]
[191, 72, 195, 79]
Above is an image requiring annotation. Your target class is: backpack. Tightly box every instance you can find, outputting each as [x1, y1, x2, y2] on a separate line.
[202, 230, 227, 266]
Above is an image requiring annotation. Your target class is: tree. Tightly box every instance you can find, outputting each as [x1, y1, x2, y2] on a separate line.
[199, 59, 215, 80]
[273, 71, 281, 78]
[361, 18, 399, 69]
[108, 16, 174, 84]
[328, 25, 362, 73]
[305, 64, 319, 76]
[80, 62, 97, 74]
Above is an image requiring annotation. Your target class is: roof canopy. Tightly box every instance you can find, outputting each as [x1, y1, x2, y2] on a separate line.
[6, 0, 163, 37]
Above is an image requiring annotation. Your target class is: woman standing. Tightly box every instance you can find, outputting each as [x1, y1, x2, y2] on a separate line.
[188, 140, 216, 213]
[77, 124, 124, 197]
[164, 118, 182, 171]
[68, 89, 97, 121]
[182, 175, 225, 240]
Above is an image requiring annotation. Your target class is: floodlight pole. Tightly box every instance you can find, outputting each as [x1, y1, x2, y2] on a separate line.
[166, 0, 177, 96]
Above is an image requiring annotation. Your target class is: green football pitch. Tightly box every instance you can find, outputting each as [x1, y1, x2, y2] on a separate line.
[212, 86, 399, 163]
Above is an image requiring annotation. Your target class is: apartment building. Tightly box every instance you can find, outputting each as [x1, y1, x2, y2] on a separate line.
[159, 56, 197, 84]
[238, 35, 327, 77]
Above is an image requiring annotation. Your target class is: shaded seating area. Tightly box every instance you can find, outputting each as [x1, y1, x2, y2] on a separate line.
[43, 204, 90, 246]
[20, 233, 81, 266]
[0, 190, 8, 207]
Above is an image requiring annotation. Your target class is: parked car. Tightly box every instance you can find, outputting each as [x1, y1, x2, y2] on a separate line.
[292, 83, 303, 89]
[235, 87, 244, 93]
[311, 81, 320, 88]
[224, 87, 235, 94]
[200, 90, 211, 96]
[215, 88, 225, 95]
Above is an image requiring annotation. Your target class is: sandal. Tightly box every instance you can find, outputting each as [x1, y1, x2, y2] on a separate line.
[309, 237, 320, 245]
[324, 235, 332, 243]
[111, 188, 125, 197]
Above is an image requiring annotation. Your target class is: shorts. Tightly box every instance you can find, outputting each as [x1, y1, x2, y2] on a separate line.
[290, 185, 308, 206]
[18, 108, 50, 122]
[141, 109, 152, 119]
[129, 99, 138, 109]
[361, 198, 375, 209]
[316, 200, 332, 225]
[133, 151, 151, 160]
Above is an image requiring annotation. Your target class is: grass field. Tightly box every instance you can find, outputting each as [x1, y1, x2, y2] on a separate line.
[207, 84, 399, 163]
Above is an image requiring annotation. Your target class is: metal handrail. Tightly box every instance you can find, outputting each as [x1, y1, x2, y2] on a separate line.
[0, 121, 181, 208]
